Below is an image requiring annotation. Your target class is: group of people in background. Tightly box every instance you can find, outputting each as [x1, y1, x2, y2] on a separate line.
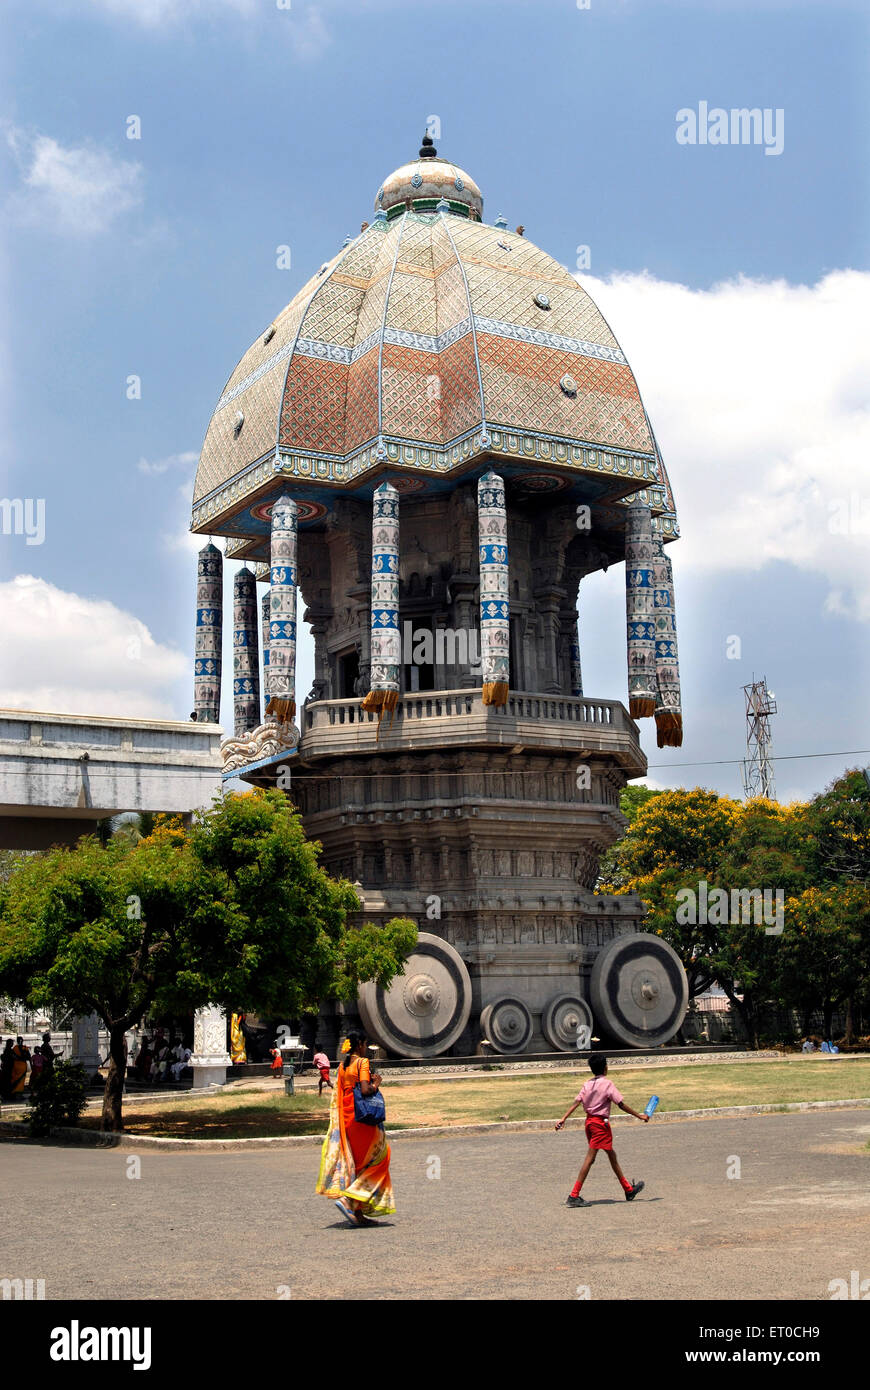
[0, 1033, 57, 1100]
[132, 1031, 191, 1084]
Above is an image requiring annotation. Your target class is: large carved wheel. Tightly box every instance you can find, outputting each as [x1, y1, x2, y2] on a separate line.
[479, 997, 533, 1054]
[542, 994, 594, 1052]
[590, 932, 688, 1048]
[357, 932, 472, 1058]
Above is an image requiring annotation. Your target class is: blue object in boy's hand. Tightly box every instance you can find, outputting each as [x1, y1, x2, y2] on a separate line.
[644, 1095, 659, 1117]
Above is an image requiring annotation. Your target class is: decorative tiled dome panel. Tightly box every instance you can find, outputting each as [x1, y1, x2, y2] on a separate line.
[192, 145, 673, 542]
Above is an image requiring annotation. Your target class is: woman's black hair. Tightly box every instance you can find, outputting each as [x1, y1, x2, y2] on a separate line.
[342, 1030, 366, 1066]
[588, 1053, 608, 1076]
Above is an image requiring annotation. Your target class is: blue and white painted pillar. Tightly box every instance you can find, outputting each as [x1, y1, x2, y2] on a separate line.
[477, 470, 509, 707]
[232, 566, 260, 736]
[194, 541, 223, 724]
[266, 495, 298, 723]
[625, 500, 657, 720]
[652, 533, 683, 747]
[362, 482, 401, 715]
[260, 589, 271, 723]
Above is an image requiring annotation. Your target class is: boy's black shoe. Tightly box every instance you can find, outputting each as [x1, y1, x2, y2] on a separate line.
[565, 1194, 588, 1207]
[625, 1180, 645, 1201]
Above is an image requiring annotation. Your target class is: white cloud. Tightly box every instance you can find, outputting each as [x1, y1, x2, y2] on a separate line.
[0, 575, 186, 719]
[84, 0, 256, 22]
[579, 268, 870, 620]
[6, 129, 143, 236]
[165, 473, 208, 555]
[78, 0, 329, 55]
[73, 0, 331, 57]
[138, 450, 198, 477]
[288, 6, 331, 60]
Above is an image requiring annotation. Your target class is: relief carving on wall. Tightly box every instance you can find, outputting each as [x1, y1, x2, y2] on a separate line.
[221, 720, 299, 773]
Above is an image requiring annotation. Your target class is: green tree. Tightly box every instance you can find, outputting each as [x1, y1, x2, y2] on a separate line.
[26, 1059, 89, 1137]
[595, 774, 870, 1046]
[707, 799, 813, 1045]
[620, 784, 663, 825]
[109, 812, 157, 846]
[778, 883, 870, 1039]
[801, 769, 870, 886]
[598, 788, 743, 1005]
[0, 849, 35, 884]
[599, 789, 814, 1044]
[596, 784, 663, 890]
[0, 791, 416, 1132]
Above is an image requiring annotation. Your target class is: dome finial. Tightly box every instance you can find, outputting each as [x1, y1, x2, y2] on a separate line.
[419, 131, 437, 159]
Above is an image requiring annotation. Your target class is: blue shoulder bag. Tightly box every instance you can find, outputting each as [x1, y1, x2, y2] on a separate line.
[353, 1065, 386, 1126]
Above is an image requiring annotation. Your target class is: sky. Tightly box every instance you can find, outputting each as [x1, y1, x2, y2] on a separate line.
[0, 0, 867, 804]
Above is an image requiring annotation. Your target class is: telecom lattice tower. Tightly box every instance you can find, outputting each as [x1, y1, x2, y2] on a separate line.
[742, 676, 777, 801]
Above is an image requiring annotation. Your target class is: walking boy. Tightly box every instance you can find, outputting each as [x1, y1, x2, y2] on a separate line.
[312, 1045, 333, 1094]
[555, 1054, 648, 1206]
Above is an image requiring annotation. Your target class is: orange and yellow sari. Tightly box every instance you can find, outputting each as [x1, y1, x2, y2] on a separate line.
[316, 1054, 395, 1216]
[10, 1044, 29, 1095]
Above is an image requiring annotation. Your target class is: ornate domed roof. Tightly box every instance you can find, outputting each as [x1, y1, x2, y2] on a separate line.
[192, 142, 677, 551]
[375, 135, 483, 219]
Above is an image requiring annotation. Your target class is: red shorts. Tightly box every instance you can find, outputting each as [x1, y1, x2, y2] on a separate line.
[319, 1066, 330, 1081]
[585, 1116, 613, 1151]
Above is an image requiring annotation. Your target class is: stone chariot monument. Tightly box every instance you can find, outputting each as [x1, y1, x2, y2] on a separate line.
[189, 136, 688, 1057]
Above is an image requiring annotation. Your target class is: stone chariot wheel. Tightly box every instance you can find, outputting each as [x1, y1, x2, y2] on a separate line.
[479, 997, 533, 1054]
[357, 932, 472, 1058]
[542, 994, 594, 1052]
[590, 932, 688, 1048]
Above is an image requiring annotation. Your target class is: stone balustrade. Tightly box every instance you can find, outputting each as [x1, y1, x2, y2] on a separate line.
[299, 689, 644, 771]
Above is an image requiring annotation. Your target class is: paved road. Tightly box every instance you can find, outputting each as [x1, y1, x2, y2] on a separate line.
[3, 1110, 869, 1300]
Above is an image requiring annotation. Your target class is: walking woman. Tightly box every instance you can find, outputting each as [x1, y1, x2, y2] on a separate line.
[0, 1038, 14, 1101]
[10, 1037, 30, 1095]
[316, 1031, 395, 1226]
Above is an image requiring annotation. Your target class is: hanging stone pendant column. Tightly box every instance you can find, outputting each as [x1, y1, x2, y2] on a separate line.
[232, 566, 260, 736]
[194, 542, 223, 724]
[266, 495, 297, 724]
[652, 534, 683, 747]
[477, 470, 509, 706]
[260, 589, 271, 722]
[362, 481, 400, 716]
[624, 500, 656, 719]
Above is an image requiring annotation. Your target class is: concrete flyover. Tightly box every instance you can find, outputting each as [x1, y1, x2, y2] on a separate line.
[0, 708, 223, 849]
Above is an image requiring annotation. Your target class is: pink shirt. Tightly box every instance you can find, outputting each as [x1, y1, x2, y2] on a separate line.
[313, 1052, 329, 1070]
[577, 1076, 623, 1118]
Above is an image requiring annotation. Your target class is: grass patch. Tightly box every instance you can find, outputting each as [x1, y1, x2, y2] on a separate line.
[44, 1057, 870, 1140]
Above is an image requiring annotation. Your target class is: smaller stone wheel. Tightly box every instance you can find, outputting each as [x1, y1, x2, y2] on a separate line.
[357, 932, 472, 1058]
[479, 997, 533, 1054]
[542, 994, 594, 1052]
[590, 932, 688, 1048]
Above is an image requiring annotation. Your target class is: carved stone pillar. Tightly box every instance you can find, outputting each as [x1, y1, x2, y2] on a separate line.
[534, 587, 566, 693]
[350, 581, 372, 692]
[449, 576, 478, 687]
[190, 1004, 230, 1089]
[306, 613, 331, 699]
[70, 1013, 103, 1079]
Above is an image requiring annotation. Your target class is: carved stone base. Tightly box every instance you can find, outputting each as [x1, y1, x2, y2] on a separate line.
[70, 1013, 103, 1075]
[190, 1004, 231, 1088]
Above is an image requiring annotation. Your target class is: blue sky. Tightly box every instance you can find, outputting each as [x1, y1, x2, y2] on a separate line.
[1, 0, 867, 803]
